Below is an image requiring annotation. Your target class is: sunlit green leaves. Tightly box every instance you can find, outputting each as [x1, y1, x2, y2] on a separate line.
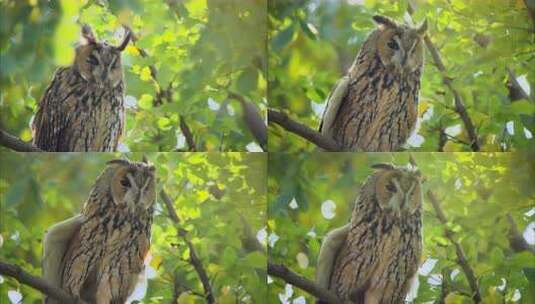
[268, 0, 534, 152]
[0, 0, 266, 152]
[0, 152, 267, 302]
[268, 152, 534, 303]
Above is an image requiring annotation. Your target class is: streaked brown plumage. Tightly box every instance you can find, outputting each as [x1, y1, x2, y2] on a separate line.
[316, 164, 423, 303]
[32, 25, 131, 152]
[42, 158, 156, 304]
[319, 16, 427, 152]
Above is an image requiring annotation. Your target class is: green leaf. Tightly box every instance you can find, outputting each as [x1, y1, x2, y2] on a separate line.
[523, 267, 535, 282]
[271, 23, 295, 51]
[236, 68, 258, 95]
[138, 94, 153, 110]
[510, 100, 535, 115]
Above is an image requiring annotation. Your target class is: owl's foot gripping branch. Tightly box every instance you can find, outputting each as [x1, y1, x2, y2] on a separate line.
[0, 261, 86, 304]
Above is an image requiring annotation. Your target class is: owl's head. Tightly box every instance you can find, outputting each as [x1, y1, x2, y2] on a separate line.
[104, 157, 156, 214]
[372, 15, 427, 75]
[73, 24, 131, 88]
[370, 163, 423, 217]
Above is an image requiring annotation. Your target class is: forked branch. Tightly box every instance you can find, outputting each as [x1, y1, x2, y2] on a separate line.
[426, 191, 482, 303]
[159, 190, 215, 304]
[407, 1, 480, 151]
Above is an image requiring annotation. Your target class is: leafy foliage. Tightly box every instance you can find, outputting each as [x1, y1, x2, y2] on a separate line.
[0, 0, 266, 151]
[268, 0, 534, 152]
[268, 152, 535, 303]
[0, 152, 267, 303]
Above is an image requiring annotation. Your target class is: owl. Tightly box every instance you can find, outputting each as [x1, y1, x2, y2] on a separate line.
[32, 25, 131, 152]
[42, 158, 156, 303]
[319, 16, 427, 152]
[315, 163, 423, 304]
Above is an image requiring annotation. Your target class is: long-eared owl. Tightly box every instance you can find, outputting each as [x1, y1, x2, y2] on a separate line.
[32, 25, 131, 151]
[319, 16, 427, 151]
[42, 158, 156, 303]
[316, 163, 423, 303]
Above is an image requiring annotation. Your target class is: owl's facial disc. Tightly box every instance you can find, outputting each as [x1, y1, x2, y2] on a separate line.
[385, 31, 422, 75]
[88, 47, 122, 88]
[121, 173, 139, 213]
[374, 16, 426, 76]
[75, 26, 124, 89]
[384, 176, 418, 217]
[111, 164, 155, 214]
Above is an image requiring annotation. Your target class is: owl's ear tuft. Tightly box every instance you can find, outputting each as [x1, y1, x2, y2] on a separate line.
[372, 15, 398, 30]
[107, 159, 131, 167]
[80, 24, 97, 45]
[371, 163, 396, 171]
[416, 19, 428, 35]
[116, 26, 132, 52]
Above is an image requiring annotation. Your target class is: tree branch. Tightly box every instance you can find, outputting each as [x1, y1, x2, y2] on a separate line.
[267, 262, 349, 304]
[407, 2, 480, 151]
[239, 214, 265, 253]
[159, 190, 215, 304]
[426, 191, 482, 303]
[0, 129, 42, 152]
[268, 109, 341, 151]
[228, 91, 267, 151]
[506, 213, 535, 254]
[132, 36, 197, 151]
[179, 115, 197, 151]
[0, 261, 86, 304]
[506, 66, 533, 102]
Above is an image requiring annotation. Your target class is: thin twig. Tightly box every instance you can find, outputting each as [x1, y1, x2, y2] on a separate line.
[0, 129, 42, 152]
[426, 191, 482, 303]
[159, 190, 215, 304]
[0, 261, 86, 304]
[132, 36, 197, 151]
[179, 116, 197, 151]
[407, 1, 480, 151]
[268, 109, 341, 151]
[267, 262, 349, 304]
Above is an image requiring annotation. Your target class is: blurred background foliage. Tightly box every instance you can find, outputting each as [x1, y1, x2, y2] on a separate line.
[0, 152, 267, 303]
[268, 152, 535, 303]
[268, 0, 534, 152]
[0, 0, 266, 152]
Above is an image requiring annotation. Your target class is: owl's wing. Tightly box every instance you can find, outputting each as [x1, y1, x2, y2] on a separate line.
[32, 68, 73, 151]
[42, 214, 84, 291]
[319, 76, 350, 138]
[315, 223, 350, 290]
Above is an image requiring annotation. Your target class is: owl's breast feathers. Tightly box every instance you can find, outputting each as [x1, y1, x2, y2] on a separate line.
[61, 193, 153, 300]
[330, 196, 422, 303]
[32, 67, 125, 152]
[330, 50, 421, 152]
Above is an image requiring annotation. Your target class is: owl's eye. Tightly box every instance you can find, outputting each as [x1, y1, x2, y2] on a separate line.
[86, 55, 99, 65]
[387, 39, 399, 50]
[120, 178, 131, 188]
[386, 182, 397, 192]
